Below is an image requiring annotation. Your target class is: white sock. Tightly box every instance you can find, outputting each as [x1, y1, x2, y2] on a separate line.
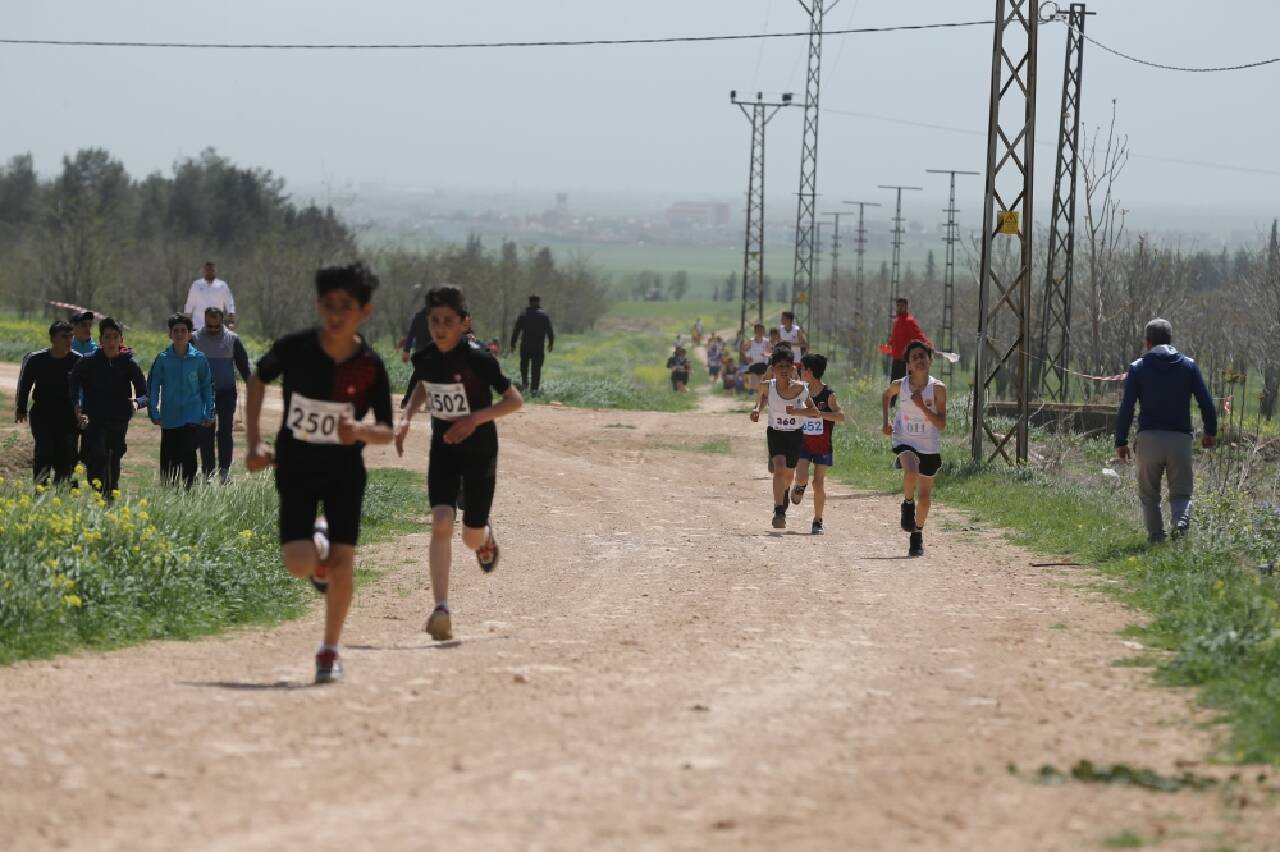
[318, 643, 339, 654]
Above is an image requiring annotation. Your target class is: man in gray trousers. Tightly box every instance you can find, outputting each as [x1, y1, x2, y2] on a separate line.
[1115, 318, 1217, 542]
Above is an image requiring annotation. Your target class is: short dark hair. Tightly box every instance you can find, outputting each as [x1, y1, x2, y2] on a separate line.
[753, 323, 765, 331]
[781, 311, 795, 321]
[48, 320, 73, 338]
[768, 327, 780, 336]
[71, 310, 94, 324]
[168, 313, 193, 332]
[895, 297, 909, 306]
[1145, 318, 1172, 347]
[529, 294, 541, 305]
[769, 346, 793, 367]
[316, 262, 379, 306]
[99, 317, 122, 337]
[904, 339, 933, 360]
[426, 285, 470, 318]
[801, 353, 828, 378]
[204, 306, 225, 319]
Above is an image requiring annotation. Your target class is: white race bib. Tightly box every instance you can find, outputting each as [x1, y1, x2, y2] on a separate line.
[770, 412, 801, 430]
[287, 395, 352, 444]
[802, 417, 825, 436]
[422, 382, 472, 421]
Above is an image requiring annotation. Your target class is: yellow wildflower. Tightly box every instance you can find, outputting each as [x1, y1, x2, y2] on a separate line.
[45, 559, 57, 570]
[50, 497, 62, 508]
[111, 489, 121, 500]
[239, 530, 255, 540]
[91, 478, 102, 490]
[179, 554, 192, 564]
[138, 498, 148, 509]
[70, 489, 81, 499]
[62, 594, 82, 608]
[35, 484, 47, 494]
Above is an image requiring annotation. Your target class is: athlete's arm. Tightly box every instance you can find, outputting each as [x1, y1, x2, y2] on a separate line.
[788, 397, 820, 418]
[442, 385, 523, 445]
[395, 380, 427, 456]
[749, 382, 767, 422]
[881, 384, 899, 435]
[919, 383, 947, 431]
[244, 375, 274, 471]
[822, 393, 846, 422]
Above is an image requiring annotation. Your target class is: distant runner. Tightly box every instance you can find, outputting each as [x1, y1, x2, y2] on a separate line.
[778, 311, 807, 360]
[15, 321, 81, 485]
[882, 340, 947, 557]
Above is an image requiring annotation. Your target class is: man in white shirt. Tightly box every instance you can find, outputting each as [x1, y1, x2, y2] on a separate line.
[185, 261, 237, 332]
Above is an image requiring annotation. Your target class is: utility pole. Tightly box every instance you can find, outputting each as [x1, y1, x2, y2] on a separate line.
[790, 0, 840, 331]
[877, 183, 922, 375]
[925, 169, 979, 384]
[822, 210, 852, 362]
[731, 90, 794, 344]
[843, 200, 881, 370]
[971, 0, 1039, 465]
[1036, 3, 1090, 402]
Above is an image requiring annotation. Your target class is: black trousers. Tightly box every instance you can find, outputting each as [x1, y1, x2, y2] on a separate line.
[520, 350, 546, 393]
[84, 421, 129, 496]
[29, 410, 77, 485]
[199, 389, 238, 476]
[160, 425, 200, 488]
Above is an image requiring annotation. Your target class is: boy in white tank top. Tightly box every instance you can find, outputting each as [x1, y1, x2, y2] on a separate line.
[881, 340, 948, 557]
[751, 349, 819, 529]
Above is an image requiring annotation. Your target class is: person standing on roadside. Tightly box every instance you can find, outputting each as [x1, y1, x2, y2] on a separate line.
[190, 306, 251, 483]
[69, 318, 147, 497]
[185, 261, 236, 332]
[148, 314, 214, 488]
[886, 298, 930, 384]
[509, 294, 554, 397]
[15, 321, 82, 484]
[1115, 318, 1218, 543]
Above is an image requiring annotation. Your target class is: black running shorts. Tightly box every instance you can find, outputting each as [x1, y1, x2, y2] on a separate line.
[749, 363, 768, 376]
[893, 444, 943, 477]
[275, 449, 367, 546]
[428, 428, 498, 529]
[766, 427, 804, 469]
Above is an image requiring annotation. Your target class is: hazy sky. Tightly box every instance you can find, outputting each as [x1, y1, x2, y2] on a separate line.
[3, 1, 1278, 227]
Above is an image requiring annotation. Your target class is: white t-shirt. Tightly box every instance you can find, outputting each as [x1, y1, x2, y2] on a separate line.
[746, 339, 770, 366]
[185, 278, 236, 330]
[779, 324, 803, 360]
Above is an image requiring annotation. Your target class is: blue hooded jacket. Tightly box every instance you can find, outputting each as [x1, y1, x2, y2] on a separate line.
[1114, 345, 1218, 446]
[148, 344, 214, 428]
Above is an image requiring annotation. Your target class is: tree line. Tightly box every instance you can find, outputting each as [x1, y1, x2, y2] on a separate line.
[0, 147, 611, 343]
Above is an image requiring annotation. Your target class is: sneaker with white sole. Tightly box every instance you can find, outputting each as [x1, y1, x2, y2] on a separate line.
[314, 649, 343, 684]
[811, 518, 824, 535]
[772, 506, 787, 529]
[475, 526, 499, 573]
[791, 484, 806, 505]
[310, 518, 331, 594]
[425, 605, 453, 641]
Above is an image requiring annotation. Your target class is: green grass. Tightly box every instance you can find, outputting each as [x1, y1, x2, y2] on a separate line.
[1102, 830, 1146, 849]
[829, 375, 1280, 764]
[0, 314, 270, 368]
[0, 467, 424, 665]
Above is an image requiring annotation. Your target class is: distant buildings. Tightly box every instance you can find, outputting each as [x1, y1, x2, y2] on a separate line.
[666, 201, 732, 229]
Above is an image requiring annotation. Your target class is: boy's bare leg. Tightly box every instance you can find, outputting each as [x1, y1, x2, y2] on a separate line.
[813, 465, 828, 518]
[772, 458, 794, 504]
[429, 505, 455, 607]
[321, 547, 355, 647]
[916, 475, 936, 528]
[793, 460, 810, 489]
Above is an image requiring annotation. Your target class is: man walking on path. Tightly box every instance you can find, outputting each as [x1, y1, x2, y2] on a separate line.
[190, 307, 251, 483]
[15, 320, 81, 484]
[185, 261, 236, 332]
[1115, 318, 1217, 543]
[886, 297, 930, 383]
[509, 294, 555, 396]
[400, 296, 429, 364]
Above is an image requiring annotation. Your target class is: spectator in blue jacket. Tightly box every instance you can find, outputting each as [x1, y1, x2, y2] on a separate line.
[69, 317, 147, 497]
[1114, 318, 1217, 542]
[70, 311, 100, 356]
[190, 306, 251, 483]
[148, 313, 214, 488]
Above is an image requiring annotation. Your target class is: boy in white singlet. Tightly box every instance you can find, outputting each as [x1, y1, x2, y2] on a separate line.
[779, 311, 808, 360]
[742, 323, 771, 393]
[751, 349, 819, 529]
[881, 340, 947, 557]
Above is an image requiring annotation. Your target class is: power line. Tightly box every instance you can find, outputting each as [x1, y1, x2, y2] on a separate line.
[0, 19, 992, 51]
[1072, 26, 1280, 73]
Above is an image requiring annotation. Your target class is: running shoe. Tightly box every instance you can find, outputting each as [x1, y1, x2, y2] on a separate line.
[908, 530, 924, 557]
[772, 507, 787, 529]
[791, 484, 806, 505]
[811, 518, 824, 535]
[425, 605, 453, 641]
[314, 649, 343, 684]
[1171, 520, 1190, 541]
[900, 500, 916, 533]
[310, 518, 331, 594]
[476, 525, 499, 573]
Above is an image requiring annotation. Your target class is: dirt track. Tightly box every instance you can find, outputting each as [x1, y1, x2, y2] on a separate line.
[1, 365, 1277, 850]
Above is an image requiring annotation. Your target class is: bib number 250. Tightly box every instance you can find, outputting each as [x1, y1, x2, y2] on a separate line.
[287, 396, 353, 444]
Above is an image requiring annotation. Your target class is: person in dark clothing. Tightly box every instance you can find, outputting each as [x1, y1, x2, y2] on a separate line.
[69, 317, 147, 496]
[190, 307, 252, 483]
[401, 302, 429, 364]
[15, 320, 82, 484]
[509, 295, 555, 396]
[1115, 318, 1218, 543]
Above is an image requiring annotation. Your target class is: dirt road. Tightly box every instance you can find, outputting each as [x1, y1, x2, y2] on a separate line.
[1, 372, 1275, 850]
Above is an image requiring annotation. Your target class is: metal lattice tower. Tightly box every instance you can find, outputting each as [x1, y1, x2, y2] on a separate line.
[790, 0, 839, 328]
[925, 169, 979, 384]
[731, 90, 793, 343]
[822, 210, 852, 361]
[877, 184, 922, 374]
[971, 0, 1039, 465]
[1035, 3, 1089, 402]
[843, 200, 881, 370]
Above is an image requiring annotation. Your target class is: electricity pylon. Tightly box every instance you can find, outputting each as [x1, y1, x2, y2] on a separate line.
[822, 210, 853, 361]
[843, 200, 881, 370]
[925, 169, 980, 384]
[877, 183, 922, 375]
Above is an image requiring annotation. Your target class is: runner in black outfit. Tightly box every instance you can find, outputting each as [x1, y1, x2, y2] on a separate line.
[397, 285, 523, 642]
[15, 321, 81, 484]
[245, 262, 395, 684]
[509, 294, 554, 396]
[69, 318, 147, 497]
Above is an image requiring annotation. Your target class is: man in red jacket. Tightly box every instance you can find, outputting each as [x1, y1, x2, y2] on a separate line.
[887, 298, 931, 382]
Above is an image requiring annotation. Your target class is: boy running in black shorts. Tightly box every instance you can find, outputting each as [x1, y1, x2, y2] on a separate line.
[882, 340, 947, 557]
[395, 286, 523, 642]
[245, 262, 394, 684]
[791, 353, 845, 534]
[750, 349, 818, 529]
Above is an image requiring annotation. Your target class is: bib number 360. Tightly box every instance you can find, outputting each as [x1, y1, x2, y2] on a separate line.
[423, 382, 472, 421]
[287, 395, 353, 444]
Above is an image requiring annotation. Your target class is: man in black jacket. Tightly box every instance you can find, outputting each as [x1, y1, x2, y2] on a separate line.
[509, 295, 555, 396]
[15, 320, 81, 484]
[69, 317, 148, 496]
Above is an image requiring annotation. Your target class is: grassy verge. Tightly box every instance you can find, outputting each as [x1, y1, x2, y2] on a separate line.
[0, 467, 424, 665]
[830, 374, 1280, 764]
[0, 313, 269, 366]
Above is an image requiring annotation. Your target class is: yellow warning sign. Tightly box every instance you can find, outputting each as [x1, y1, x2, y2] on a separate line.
[996, 209, 1021, 236]
[796, 290, 808, 304]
